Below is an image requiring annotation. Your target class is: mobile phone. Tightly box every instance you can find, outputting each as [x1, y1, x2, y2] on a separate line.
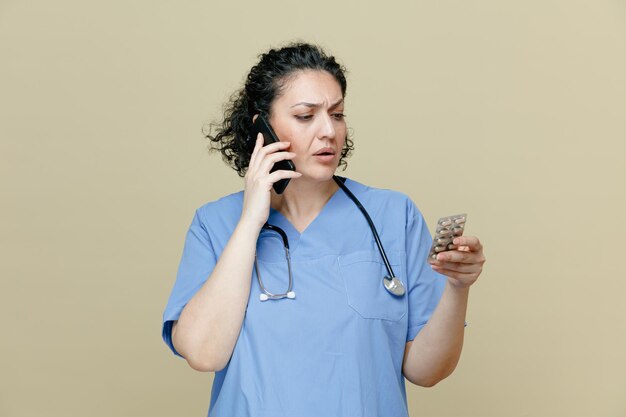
[250, 115, 296, 194]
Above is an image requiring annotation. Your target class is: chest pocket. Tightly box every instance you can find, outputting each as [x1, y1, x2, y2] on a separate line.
[338, 250, 406, 322]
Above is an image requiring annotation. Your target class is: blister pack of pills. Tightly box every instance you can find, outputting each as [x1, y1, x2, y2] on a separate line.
[428, 214, 467, 260]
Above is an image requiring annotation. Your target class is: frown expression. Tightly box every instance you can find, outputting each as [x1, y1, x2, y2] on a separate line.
[268, 70, 347, 182]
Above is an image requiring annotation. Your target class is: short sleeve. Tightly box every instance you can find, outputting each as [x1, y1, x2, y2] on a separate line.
[405, 199, 447, 342]
[162, 209, 218, 357]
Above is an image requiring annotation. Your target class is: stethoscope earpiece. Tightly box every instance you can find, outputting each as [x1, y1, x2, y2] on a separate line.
[258, 291, 295, 302]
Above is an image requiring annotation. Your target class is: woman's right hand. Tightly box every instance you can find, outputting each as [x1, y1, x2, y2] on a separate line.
[240, 133, 301, 229]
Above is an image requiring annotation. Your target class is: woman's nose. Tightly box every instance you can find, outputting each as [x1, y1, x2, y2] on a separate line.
[317, 114, 336, 140]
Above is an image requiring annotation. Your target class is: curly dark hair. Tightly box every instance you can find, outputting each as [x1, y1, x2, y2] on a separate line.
[204, 42, 354, 177]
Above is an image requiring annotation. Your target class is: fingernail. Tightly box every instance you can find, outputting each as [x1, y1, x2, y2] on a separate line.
[453, 238, 459, 245]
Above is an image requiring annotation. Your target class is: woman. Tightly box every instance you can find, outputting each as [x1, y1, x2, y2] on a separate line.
[162, 43, 485, 417]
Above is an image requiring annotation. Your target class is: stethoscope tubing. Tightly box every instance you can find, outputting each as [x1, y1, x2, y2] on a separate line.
[333, 176, 397, 280]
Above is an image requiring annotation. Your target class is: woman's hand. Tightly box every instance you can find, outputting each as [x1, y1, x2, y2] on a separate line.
[240, 133, 302, 229]
[428, 236, 485, 289]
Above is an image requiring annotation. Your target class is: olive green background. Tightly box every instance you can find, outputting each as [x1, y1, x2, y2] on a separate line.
[1, 1, 625, 416]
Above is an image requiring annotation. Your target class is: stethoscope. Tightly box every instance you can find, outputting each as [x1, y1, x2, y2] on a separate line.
[254, 176, 406, 301]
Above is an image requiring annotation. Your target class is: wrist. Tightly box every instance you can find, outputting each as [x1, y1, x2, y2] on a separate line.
[237, 214, 264, 235]
[446, 279, 471, 294]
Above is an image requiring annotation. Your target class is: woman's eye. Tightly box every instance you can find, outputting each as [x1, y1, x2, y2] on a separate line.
[332, 113, 346, 120]
[295, 115, 313, 121]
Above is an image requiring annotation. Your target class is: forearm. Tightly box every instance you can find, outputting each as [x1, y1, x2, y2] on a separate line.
[172, 218, 260, 372]
[403, 280, 469, 386]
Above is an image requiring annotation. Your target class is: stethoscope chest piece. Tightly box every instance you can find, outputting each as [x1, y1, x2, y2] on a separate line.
[383, 276, 406, 297]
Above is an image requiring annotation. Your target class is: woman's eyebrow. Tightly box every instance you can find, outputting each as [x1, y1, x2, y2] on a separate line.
[291, 98, 344, 109]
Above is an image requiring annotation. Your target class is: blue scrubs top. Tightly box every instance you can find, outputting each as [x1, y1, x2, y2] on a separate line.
[162, 178, 446, 417]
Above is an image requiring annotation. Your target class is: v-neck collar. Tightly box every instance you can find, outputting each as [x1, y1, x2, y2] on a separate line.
[267, 178, 350, 253]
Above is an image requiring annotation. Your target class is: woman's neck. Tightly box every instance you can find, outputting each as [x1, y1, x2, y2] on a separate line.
[270, 177, 339, 232]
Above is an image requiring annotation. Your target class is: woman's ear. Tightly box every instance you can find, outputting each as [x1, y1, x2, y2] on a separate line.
[252, 114, 259, 123]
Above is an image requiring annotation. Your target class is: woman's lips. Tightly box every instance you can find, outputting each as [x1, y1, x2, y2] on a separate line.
[312, 147, 336, 163]
[313, 153, 336, 163]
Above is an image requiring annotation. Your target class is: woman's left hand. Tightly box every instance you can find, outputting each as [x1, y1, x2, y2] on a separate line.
[428, 236, 486, 289]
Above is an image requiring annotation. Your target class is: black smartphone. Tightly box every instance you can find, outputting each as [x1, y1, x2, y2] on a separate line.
[250, 115, 296, 194]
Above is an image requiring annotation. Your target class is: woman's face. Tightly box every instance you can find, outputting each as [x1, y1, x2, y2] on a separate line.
[268, 70, 347, 183]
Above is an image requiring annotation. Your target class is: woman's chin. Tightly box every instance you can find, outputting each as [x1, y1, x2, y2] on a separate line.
[296, 169, 338, 184]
